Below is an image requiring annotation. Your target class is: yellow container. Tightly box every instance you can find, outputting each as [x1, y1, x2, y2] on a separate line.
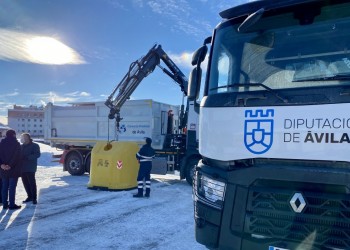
[88, 141, 140, 191]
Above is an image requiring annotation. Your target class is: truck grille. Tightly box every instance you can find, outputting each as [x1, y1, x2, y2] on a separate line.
[246, 187, 350, 249]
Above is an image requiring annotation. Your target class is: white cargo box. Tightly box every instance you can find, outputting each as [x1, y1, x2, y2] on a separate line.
[44, 99, 179, 150]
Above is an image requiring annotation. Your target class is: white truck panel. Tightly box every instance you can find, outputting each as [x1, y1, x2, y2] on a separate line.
[44, 99, 179, 150]
[200, 103, 350, 162]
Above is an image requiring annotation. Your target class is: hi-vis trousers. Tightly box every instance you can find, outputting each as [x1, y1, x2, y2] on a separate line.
[137, 164, 152, 194]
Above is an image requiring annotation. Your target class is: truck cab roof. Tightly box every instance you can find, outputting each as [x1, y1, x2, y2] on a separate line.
[220, 0, 334, 19]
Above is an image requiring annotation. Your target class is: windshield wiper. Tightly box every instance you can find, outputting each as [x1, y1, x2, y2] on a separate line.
[293, 74, 350, 82]
[210, 83, 288, 103]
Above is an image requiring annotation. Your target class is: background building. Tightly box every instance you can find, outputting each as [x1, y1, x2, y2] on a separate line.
[8, 105, 44, 138]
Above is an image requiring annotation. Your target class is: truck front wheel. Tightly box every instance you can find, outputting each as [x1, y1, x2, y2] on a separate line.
[185, 157, 200, 185]
[66, 151, 85, 176]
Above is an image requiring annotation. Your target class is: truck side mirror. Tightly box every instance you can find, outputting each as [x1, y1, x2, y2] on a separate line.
[188, 37, 210, 100]
[188, 67, 201, 100]
[191, 45, 208, 66]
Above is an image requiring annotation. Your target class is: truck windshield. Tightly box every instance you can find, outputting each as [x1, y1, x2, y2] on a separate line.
[208, 3, 350, 95]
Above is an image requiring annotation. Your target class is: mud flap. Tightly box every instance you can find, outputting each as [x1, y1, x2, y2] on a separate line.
[151, 157, 168, 175]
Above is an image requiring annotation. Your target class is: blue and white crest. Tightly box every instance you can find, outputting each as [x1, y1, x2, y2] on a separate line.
[244, 109, 274, 154]
[118, 124, 126, 133]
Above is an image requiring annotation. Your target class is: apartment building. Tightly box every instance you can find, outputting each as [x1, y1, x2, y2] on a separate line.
[8, 105, 44, 138]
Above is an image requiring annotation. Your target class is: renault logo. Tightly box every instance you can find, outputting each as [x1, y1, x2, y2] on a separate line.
[290, 193, 306, 213]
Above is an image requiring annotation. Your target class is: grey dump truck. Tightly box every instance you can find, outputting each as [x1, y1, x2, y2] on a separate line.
[190, 0, 350, 249]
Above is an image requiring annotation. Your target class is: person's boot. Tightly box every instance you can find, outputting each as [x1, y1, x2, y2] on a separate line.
[2, 202, 8, 209]
[145, 189, 150, 198]
[23, 197, 33, 203]
[9, 204, 21, 210]
[133, 188, 143, 198]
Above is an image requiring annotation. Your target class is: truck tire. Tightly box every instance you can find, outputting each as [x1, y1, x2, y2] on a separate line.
[185, 157, 200, 185]
[66, 151, 85, 176]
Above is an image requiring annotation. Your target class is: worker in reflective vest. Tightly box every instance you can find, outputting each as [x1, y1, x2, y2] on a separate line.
[133, 137, 155, 198]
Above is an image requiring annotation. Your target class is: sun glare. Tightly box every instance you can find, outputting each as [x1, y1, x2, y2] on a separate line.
[26, 37, 81, 65]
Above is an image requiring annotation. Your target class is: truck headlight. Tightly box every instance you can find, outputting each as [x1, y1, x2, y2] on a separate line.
[196, 173, 226, 209]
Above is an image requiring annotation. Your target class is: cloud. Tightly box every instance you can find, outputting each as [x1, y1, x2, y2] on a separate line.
[82, 46, 121, 61]
[147, 2, 162, 14]
[0, 28, 86, 65]
[29, 91, 94, 104]
[66, 91, 91, 97]
[0, 91, 20, 101]
[105, 0, 128, 10]
[32, 92, 76, 104]
[106, 0, 256, 39]
[0, 103, 13, 112]
[213, 0, 257, 13]
[148, 0, 191, 17]
[5, 91, 19, 97]
[168, 52, 193, 69]
[146, 0, 212, 38]
[132, 0, 144, 8]
[80, 92, 91, 97]
[168, 51, 208, 71]
[40, 100, 47, 106]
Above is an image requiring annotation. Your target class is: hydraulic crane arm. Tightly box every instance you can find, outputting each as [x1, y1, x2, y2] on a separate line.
[105, 44, 188, 129]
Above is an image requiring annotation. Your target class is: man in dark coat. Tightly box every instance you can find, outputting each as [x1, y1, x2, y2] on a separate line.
[0, 129, 22, 210]
[133, 137, 155, 198]
[20, 133, 41, 205]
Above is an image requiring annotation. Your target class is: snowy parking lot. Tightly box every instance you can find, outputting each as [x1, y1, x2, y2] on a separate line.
[0, 143, 205, 250]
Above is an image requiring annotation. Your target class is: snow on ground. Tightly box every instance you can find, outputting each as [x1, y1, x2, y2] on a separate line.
[0, 143, 206, 250]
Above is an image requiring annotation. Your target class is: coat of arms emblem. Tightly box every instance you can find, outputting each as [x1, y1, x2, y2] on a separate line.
[244, 109, 274, 154]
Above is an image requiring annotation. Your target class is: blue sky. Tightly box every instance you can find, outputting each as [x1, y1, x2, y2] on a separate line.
[0, 0, 247, 124]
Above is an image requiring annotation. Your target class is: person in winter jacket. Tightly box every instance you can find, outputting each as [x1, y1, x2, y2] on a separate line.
[133, 137, 155, 198]
[0, 129, 22, 210]
[20, 133, 41, 205]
